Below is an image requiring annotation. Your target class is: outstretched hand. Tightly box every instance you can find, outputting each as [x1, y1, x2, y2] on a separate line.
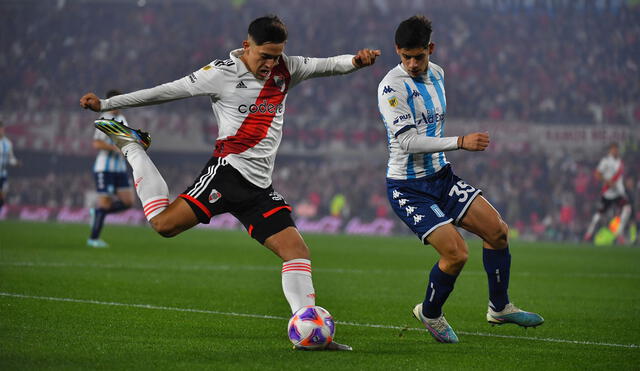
[80, 93, 102, 112]
[459, 132, 490, 151]
[353, 49, 381, 68]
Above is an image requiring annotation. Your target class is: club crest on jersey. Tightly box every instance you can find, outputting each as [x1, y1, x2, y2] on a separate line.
[209, 189, 222, 203]
[273, 75, 286, 92]
[388, 96, 398, 107]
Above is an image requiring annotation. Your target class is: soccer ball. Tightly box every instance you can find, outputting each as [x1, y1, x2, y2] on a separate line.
[287, 305, 335, 349]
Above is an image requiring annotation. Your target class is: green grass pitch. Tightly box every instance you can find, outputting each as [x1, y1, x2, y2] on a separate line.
[1, 221, 639, 370]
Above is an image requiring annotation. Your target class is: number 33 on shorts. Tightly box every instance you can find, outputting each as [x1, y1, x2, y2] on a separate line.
[448, 180, 476, 203]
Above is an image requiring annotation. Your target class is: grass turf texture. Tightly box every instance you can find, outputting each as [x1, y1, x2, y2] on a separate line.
[1, 221, 638, 370]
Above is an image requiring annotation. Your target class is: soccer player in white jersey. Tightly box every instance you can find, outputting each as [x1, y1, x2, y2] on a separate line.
[80, 15, 379, 350]
[0, 120, 20, 214]
[584, 143, 631, 244]
[377, 16, 543, 344]
[87, 90, 135, 248]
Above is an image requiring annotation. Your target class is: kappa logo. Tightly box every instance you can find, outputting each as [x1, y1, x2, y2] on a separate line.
[209, 189, 222, 203]
[188, 73, 197, 83]
[382, 85, 396, 95]
[388, 97, 398, 108]
[411, 90, 421, 97]
[236, 81, 247, 89]
[413, 214, 425, 225]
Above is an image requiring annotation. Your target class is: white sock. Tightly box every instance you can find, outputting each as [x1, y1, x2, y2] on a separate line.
[282, 259, 316, 313]
[121, 143, 169, 221]
[585, 212, 601, 237]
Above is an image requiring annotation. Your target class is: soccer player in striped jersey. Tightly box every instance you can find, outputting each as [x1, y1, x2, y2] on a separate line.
[80, 15, 379, 350]
[87, 90, 135, 248]
[0, 120, 20, 214]
[377, 16, 543, 344]
[584, 143, 631, 244]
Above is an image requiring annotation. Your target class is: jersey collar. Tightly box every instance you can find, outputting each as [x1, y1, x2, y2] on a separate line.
[230, 48, 253, 78]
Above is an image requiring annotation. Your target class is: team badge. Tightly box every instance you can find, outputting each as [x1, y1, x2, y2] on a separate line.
[202, 65, 212, 71]
[209, 189, 222, 203]
[388, 96, 398, 107]
[273, 75, 286, 92]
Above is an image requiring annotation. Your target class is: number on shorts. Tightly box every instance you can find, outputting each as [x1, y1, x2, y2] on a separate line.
[448, 180, 476, 203]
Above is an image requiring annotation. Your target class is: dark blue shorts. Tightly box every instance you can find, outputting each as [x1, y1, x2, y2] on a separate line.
[94, 172, 131, 195]
[386, 165, 481, 244]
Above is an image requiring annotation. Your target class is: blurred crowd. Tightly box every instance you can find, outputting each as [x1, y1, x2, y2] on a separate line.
[2, 0, 639, 126]
[6, 145, 640, 241]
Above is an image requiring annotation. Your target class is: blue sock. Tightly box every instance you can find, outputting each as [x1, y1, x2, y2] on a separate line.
[107, 200, 130, 214]
[90, 208, 107, 239]
[483, 247, 511, 312]
[422, 262, 458, 319]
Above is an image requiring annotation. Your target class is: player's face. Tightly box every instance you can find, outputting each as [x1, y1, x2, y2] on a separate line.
[396, 43, 434, 77]
[241, 39, 285, 80]
[610, 145, 619, 157]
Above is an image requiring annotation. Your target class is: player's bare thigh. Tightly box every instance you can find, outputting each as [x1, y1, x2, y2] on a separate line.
[264, 226, 310, 261]
[149, 197, 199, 237]
[426, 223, 468, 275]
[458, 196, 508, 250]
[115, 188, 135, 207]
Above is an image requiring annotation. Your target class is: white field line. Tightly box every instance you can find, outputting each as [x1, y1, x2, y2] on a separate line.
[1, 261, 639, 279]
[0, 292, 638, 349]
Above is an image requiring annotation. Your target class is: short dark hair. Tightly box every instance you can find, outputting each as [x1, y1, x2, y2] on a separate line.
[248, 15, 287, 45]
[395, 15, 433, 49]
[106, 89, 122, 98]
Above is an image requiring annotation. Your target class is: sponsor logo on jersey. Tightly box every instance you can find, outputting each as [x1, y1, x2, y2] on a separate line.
[382, 85, 396, 95]
[209, 189, 222, 203]
[134, 177, 143, 189]
[269, 191, 284, 201]
[388, 96, 398, 107]
[393, 113, 411, 125]
[238, 100, 284, 114]
[236, 81, 247, 88]
[420, 111, 446, 125]
[188, 73, 197, 83]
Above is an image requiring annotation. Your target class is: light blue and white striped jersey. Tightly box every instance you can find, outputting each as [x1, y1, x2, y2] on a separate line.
[93, 112, 128, 173]
[378, 62, 448, 180]
[0, 136, 17, 178]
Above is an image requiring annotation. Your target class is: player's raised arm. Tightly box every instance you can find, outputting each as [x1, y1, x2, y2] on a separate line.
[352, 48, 381, 68]
[80, 65, 223, 113]
[80, 93, 102, 112]
[287, 48, 380, 85]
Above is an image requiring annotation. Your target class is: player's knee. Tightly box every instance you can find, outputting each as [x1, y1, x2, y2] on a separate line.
[150, 217, 181, 238]
[441, 242, 468, 272]
[490, 220, 509, 249]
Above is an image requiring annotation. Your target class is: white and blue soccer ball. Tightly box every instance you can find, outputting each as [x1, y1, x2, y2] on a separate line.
[287, 305, 335, 349]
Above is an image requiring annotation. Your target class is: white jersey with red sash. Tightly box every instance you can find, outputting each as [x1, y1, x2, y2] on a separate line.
[100, 49, 356, 188]
[597, 154, 626, 199]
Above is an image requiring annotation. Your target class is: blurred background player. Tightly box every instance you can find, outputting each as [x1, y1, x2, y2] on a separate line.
[583, 143, 631, 244]
[87, 90, 134, 248]
[80, 15, 379, 350]
[377, 15, 543, 344]
[0, 120, 20, 214]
